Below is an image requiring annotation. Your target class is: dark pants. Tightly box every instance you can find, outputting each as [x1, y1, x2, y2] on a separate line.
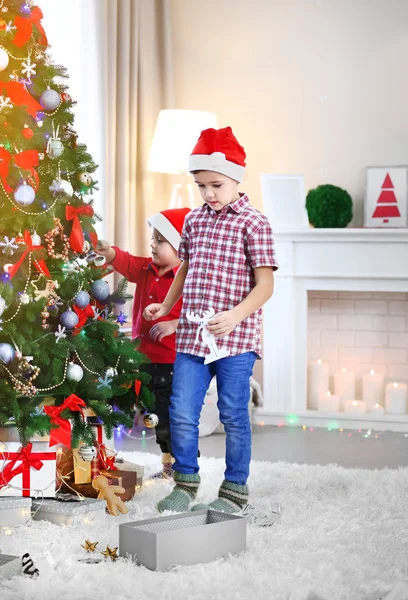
[143, 363, 174, 455]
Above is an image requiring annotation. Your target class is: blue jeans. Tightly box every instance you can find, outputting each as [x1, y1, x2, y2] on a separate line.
[169, 352, 257, 485]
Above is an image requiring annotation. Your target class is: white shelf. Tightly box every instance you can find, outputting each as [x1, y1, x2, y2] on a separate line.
[255, 410, 408, 432]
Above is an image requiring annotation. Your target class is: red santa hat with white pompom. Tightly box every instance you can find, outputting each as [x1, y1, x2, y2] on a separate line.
[188, 126, 246, 183]
[147, 207, 190, 251]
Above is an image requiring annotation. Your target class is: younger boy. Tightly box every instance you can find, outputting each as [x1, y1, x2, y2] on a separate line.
[95, 207, 190, 477]
[143, 127, 279, 512]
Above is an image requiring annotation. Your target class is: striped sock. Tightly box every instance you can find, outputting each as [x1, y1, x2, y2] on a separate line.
[192, 480, 249, 514]
[157, 471, 200, 513]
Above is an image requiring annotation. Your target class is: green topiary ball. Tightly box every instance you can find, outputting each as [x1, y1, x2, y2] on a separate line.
[306, 184, 353, 228]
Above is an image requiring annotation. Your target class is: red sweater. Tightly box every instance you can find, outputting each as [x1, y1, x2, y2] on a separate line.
[111, 247, 182, 363]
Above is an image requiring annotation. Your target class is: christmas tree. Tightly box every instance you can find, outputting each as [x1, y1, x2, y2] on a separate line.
[0, 0, 153, 447]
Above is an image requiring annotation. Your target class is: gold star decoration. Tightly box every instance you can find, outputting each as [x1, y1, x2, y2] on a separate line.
[81, 539, 99, 553]
[100, 545, 118, 561]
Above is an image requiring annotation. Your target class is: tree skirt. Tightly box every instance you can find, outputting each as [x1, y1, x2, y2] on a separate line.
[1, 451, 407, 600]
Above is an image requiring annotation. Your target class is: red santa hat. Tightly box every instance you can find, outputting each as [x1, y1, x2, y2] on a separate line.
[188, 126, 246, 183]
[147, 207, 190, 251]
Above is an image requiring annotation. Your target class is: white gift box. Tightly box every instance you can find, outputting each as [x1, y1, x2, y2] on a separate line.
[0, 441, 56, 498]
[0, 554, 21, 580]
[0, 426, 50, 443]
[0, 496, 32, 527]
[32, 497, 106, 526]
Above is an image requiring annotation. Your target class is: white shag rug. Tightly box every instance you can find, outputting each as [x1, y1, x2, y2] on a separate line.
[1, 451, 408, 600]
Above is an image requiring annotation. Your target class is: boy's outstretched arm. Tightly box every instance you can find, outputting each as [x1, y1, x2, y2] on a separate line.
[143, 260, 189, 321]
[207, 267, 274, 338]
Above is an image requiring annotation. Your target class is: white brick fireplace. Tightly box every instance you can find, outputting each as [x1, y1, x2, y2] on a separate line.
[261, 228, 408, 432]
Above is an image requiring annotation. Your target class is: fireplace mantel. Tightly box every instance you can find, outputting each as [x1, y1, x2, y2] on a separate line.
[261, 227, 408, 431]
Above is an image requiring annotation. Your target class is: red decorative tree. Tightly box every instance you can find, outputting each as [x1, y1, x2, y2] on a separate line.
[372, 173, 401, 223]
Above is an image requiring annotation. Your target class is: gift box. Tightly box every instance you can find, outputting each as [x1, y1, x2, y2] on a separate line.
[32, 496, 106, 526]
[0, 426, 50, 443]
[0, 554, 21, 580]
[119, 509, 246, 571]
[0, 496, 32, 527]
[99, 469, 137, 502]
[114, 458, 144, 491]
[0, 441, 56, 498]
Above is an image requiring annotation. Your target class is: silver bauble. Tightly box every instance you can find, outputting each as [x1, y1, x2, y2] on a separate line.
[18, 293, 30, 305]
[78, 172, 93, 186]
[143, 413, 159, 428]
[0, 343, 15, 364]
[0, 297, 6, 316]
[66, 362, 84, 382]
[47, 138, 64, 159]
[77, 445, 97, 462]
[40, 88, 61, 111]
[14, 183, 35, 206]
[0, 48, 9, 72]
[104, 367, 118, 378]
[31, 232, 41, 246]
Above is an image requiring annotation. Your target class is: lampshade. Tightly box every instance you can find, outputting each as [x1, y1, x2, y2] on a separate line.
[147, 109, 217, 175]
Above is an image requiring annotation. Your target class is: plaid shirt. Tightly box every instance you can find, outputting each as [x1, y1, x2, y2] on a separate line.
[177, 194, 278, 359]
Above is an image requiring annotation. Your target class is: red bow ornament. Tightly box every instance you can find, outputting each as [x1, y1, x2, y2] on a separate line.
[97, 444, 116, 471]
[0, 81, 43, 119]
[72, 303, 95, 335]
[0, 443, 44, 490]
[44, 394, 87, 448]
[12, 6, 48, 48]
[65, 204, 95, 253]
[8, 230, 50, 279]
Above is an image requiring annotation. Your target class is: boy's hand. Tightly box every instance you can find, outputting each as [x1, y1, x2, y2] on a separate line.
[207, 310, 240, 338]
[143, 303, 170, 321]
[94, 240, 116, 263]
[149, 319, 178, 342]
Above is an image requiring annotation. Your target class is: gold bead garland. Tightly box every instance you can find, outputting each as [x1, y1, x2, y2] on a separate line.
[0, 44, 29, 63]
[36, 356, 69, 392]
[2, 254, 32, 324]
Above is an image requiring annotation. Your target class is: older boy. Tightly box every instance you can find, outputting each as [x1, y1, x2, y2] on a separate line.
[144, 127, 279, 512]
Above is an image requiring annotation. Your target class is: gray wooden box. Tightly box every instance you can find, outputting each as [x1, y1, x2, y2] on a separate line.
[119, 509, 246, 571]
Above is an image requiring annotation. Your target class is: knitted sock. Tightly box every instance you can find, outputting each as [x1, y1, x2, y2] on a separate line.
[150, 453, 174, 480]
[191, 480, 249, 514]
[157, 471, 200, 513]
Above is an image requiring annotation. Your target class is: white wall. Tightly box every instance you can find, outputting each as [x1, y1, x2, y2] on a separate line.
[39, 0, 107, 237]
[170, 0, 408, 226]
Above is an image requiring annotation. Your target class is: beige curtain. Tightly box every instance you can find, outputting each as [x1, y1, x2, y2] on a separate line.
[99, 0, 174, 256]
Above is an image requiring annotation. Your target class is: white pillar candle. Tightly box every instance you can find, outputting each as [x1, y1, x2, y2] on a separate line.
[344, 399, 367, 414]
[362, 370, 384, 410]
[318, 391, 340, 412]
[334, 368, 356, 409]
[385, 382, 408, 415]
[307, 359, 329, 409]
[370, 403, 385, 416]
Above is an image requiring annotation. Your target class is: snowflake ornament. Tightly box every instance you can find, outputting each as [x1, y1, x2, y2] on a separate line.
[97, 373, 113, 389]
[0, 236, 18, 256]
[5, 20, 16, 33]
[0, 95, 12, 111]
[21, 58, 36, 79]
[54, 324, 67, 343]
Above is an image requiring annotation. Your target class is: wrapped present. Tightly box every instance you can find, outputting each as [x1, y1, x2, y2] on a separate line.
[0, 496, 32, 527]
[32, 496, 106, 526]
[0, 426, 50, 443]
[0, 554, 21, 580]
[115, 458, 144, 491]
[99, 469, 137, 502]
[0, 441, 56, 498]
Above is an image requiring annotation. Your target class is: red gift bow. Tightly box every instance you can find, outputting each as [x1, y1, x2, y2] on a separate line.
[97, 443, 116, 471]
[72, 303, 95, 335]
[0, 81, 43, 119]
[44, 394, 87, 448]
[0, 147, 40, 193]
[8, 230, 50, 279]
[0, 442, 45, 493]
[65, 205, 95, 253]
[12, 6, 48, 48]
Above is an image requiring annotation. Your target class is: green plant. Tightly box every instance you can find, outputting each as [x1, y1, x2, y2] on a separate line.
[306, 184, 353, 228]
